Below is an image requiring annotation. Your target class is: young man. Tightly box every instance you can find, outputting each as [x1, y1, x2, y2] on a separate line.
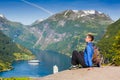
[70, 33, 94, 69]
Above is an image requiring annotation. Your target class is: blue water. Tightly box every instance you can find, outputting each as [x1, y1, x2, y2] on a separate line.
[0, 51, 71, 77]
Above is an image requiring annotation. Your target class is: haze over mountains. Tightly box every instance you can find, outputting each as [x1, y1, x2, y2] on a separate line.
[0, 10, 113, 56]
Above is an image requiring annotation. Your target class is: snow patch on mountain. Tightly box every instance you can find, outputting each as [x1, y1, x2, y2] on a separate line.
[83, 10, 96, 15]
[0, 14, 4, 18]
[73, 10, 79, 13]
[64, 10, 69, 17]
[79, 10, 103, 17]
[81, 14, 86, 17]
[98, 11, 102, 14]
[34, 19, 44, 24]
[37, 19, 44, 22]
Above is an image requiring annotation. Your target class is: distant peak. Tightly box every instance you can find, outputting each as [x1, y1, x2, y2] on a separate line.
[98, 11, 102, 14]
[0, 14, 5, 18]
[37, 19, 44, 22]
[82, 10, 96, 14]
[82, 10, 103, 14]
[72, 10, 79, 13]
[33, 19, 44, 24]
[64, 10, 103, 15]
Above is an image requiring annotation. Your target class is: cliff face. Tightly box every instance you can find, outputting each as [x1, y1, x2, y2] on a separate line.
[29, 10, 113, 55]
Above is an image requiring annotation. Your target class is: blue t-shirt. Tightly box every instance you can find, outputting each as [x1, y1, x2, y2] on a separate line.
[84, 42, 94, 67]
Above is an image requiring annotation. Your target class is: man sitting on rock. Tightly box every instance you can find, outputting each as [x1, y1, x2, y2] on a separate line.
[70, 33, 94, 69]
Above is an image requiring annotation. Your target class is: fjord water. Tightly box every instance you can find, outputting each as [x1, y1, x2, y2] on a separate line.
[0, 51, 71, 77]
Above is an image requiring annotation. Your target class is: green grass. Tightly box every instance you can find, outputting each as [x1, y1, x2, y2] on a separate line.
[1, 77, 31, 80]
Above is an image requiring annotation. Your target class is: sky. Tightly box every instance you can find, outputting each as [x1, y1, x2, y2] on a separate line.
[0, 0, 120, 25]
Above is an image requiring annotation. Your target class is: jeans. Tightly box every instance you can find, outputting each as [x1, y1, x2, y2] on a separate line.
[71, 50, 88, 68]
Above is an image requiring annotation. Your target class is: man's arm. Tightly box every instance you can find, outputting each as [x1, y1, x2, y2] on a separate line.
[86, 45, 93, 67]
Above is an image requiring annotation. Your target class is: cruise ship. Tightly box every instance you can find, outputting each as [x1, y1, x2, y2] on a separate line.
[28, 60, 40, 63]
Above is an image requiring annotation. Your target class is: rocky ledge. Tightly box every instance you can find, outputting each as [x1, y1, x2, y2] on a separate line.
[33, 66, 120, 80]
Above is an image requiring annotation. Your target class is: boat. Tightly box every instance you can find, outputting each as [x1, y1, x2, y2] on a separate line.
[28, 60, 40, 63]
[28, 62, 39, 65]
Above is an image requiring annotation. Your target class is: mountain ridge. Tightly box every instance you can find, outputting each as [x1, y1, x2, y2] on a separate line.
[0, 10, 113, 56]
[0, 14, 5, 18]
[29, 10, 113, 55]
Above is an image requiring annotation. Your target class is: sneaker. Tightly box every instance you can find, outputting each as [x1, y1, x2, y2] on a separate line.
[78, 64, 82, 68]
[69, 65, 79, 70]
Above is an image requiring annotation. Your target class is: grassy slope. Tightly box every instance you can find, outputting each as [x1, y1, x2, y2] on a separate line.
[0, 31, 35, 71]
[97, 19, 120, 65]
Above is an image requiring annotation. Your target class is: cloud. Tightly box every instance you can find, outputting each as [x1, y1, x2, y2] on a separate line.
[21, 0, 53, 15]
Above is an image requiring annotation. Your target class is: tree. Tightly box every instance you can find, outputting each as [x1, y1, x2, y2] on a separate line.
[112, 31, 120, 66]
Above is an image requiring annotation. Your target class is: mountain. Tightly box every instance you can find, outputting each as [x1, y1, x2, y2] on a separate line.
[33, 19, 44, 24]
[97, 19, 120, 66]
[0, 29, 34, 72]
[0, 14, 5, 18]
[0, 10, 113, 56]
[0, 15, 35, 71]
[0, 15, 37, 49]
[29, 10, 113, 55]
[0, 31, 35, 71]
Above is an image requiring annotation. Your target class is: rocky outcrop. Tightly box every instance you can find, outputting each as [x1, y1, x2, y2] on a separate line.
[34, 66, 120, 80]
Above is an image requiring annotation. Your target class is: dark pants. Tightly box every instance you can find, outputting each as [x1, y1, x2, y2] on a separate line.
[71, 50, 88, 68]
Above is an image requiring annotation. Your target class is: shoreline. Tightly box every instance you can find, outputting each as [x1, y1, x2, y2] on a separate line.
[0, 58, 35, 72]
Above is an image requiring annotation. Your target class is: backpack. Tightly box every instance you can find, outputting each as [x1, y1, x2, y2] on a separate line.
[92, 46, 102, 67]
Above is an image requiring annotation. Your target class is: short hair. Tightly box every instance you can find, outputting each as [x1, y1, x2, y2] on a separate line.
[87, 33, 94, 41]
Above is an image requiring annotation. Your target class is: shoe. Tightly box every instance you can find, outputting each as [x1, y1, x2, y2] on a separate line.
[69, 65, 79, 70]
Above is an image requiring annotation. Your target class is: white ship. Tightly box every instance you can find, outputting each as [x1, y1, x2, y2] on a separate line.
[28, 62, 39, 65]
[28, 60, 40, 63]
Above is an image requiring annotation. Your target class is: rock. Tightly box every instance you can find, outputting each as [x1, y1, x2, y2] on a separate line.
[33, 66, 120, 80]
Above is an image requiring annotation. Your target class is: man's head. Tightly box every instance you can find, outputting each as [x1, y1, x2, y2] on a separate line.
[85, 33, 94, 42]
